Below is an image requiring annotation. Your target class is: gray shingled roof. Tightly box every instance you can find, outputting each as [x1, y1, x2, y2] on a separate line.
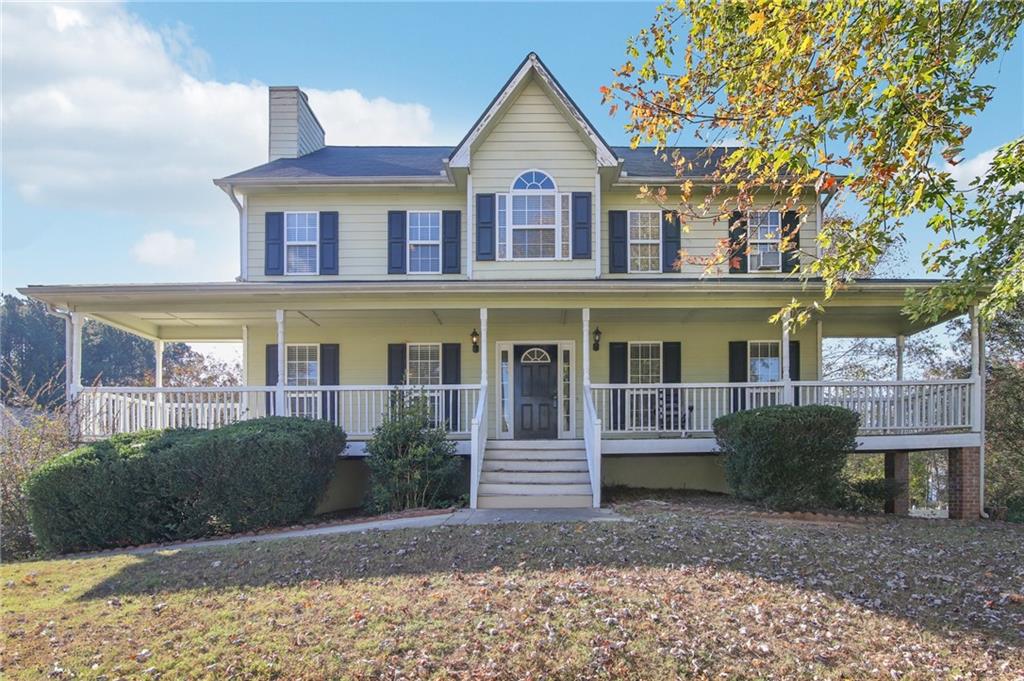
[218, 145, 738, 183]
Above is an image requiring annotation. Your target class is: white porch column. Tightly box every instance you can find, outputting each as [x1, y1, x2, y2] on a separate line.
[969, 306, 982, 432]
[815, 319, 823, 380]
[895, 335, 905, 380]
[479, 307, 488, 384]
[582, 308, 591, 386]
[154, 340, 165, 429]
[781, 312, 792, 403]
[275, 310, 286, 415]
[69, 312, 84, 397]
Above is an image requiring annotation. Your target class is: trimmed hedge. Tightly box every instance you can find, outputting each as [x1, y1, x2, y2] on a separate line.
[713, 405, 859, 511]
[24, 417, 345, 554]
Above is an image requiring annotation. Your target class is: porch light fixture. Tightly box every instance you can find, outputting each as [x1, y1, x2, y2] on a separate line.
[592, 327, 602, 352]
[470, 328, 480, 353]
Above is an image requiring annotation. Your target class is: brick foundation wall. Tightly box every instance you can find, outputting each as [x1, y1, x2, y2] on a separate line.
[884, 452, 910, 515]
[948, 447, 981, 520]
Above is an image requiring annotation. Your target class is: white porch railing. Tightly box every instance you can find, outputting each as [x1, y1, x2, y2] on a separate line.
[78, 384, 481, 440]
[582, 386, 602, 508]
[589, 379, 975, 436]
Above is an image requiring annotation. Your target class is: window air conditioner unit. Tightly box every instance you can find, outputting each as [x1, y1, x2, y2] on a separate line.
[756, 251, 781, 270]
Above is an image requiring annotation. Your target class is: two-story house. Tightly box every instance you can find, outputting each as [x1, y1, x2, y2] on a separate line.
[21, 54, 986, 516]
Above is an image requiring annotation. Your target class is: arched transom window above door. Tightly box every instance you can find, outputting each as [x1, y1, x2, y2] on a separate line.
[497, 170, 571, 260]
[520, 347, 552, 364]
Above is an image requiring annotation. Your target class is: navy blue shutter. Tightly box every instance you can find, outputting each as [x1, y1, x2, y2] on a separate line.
[476, 194, 496, 261]
[387, 211, 406, 274]
[319, 212, 339, 275]
[781, 210, 800, 273]
[728, 341, 748, 411]
[662, 342, 681, 382]
[608, 210, 628, 273]
[442, 210, 461, 274]
[265, 344, 279, 414]
[609, 342, 627, 430]
[728, 211, 747, 274]
[265, 212, 284, 276]
[319, 343, 340, 421]
[789, 340, 801, 406]
[662, 211, 680, 273]
[387, 344, 406, 384]
[441, 342, 462, 430]
[571, 192, 592, 259]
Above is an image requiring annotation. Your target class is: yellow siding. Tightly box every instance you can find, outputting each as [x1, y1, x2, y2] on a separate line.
[471, 76, 597, 279]
[245, 186, 465, 282]
[601, 187, 819, 277]
[245, 313, 820, 440]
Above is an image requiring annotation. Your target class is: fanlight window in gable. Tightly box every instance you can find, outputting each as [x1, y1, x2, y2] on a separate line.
[497, 170, 571, 261]
[521, 347, 552, 364]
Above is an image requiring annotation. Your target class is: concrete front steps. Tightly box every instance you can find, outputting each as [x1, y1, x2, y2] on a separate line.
[477, 440, 594, 509]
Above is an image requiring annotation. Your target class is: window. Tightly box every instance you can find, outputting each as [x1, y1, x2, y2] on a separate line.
[628, 211, 661, 273]
[748, 211, 781, 272]
[628, 343, 662, 384]
[498, 170, 570, 260]
[521, 347, 551, 364]
[285, 212, 318, 275]
[406, 343, 441, 385]
[408, 211, 441, 274]
[748, 341, 781, 382]
[286, 344, 319, 386]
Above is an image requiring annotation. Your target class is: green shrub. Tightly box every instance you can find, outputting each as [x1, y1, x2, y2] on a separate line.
[364, 394, 462, 513]
[713, 405, 859, 511]
[841, 477, 904, 513]
[24, 417, 345, 554]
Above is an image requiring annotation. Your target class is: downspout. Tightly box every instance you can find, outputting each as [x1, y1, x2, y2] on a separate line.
[219, 182, 246, 281]
[44, 304, 74, 405]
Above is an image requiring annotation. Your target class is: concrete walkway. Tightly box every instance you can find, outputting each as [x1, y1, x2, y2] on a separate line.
[101, 507, 628, 557]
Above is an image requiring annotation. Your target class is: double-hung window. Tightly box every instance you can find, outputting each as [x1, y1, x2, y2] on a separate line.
[406, 343, 441, 385]
[285, 212, 319, 275]
[286, 344, 319, 417]
[628, 342, 662, 430]
[747, 341, 781, 382]
[497, 170, 571, 260]
[748, 211, 781, 272]
[407, 211, 441, 274]
[628, 211, 661, 273]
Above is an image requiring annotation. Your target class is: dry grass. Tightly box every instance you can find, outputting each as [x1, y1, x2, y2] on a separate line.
[2, 496, 1022, 679]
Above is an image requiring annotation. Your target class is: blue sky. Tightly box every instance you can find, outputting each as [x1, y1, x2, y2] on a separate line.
[2, 2, 1022, 296]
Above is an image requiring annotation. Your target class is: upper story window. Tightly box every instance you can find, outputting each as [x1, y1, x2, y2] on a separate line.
[747, 210, 781, 272]
[285, 212, 319, 275]
[497, 170, 571, 261]
[407, 211, 441, 274]
[628, 211, 661, 273]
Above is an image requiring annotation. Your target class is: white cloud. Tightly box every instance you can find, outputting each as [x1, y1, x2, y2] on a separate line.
[944, 147, 998, 189]
[132, 230, 197, 266]
[1, 2, 438, 236]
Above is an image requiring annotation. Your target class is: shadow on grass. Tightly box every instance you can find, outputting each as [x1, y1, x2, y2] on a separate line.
[76, 496, 1024, 647]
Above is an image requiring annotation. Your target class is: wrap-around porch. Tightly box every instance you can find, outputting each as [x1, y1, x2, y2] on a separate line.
[31, 281, 985, 513]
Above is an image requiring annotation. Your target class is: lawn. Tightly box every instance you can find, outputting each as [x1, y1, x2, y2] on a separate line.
[2, 495, 1022, 680]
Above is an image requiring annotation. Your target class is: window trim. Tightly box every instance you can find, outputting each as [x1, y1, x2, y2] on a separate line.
[405, 342, 442, 386]
[406, 210, 443, 275]
[747, 340, 782, 383]
[747, 210, 782, 273]
[285, 343, 320, 386]
[283, 211, 320, 276]
[627, 341, 663, 384]
[626, 210, 662, 274]
[498, 169, 571, 262]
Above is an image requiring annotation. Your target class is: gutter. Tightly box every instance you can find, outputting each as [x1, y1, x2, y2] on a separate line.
[218, 183, 246, 281]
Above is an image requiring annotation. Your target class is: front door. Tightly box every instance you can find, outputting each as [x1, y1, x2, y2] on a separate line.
[513, 344, 558, 439]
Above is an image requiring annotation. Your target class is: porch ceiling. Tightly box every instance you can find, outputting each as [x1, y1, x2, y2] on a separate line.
[19, 279, 964, 341]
